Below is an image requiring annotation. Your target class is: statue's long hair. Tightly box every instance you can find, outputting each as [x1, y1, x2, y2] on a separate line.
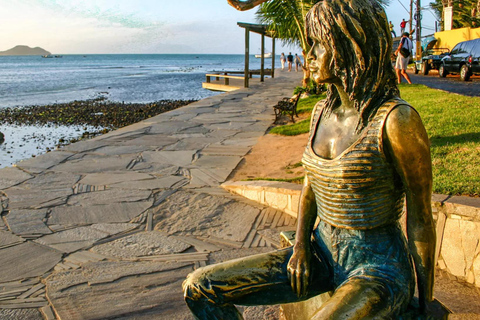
[306, 0, 399, 132]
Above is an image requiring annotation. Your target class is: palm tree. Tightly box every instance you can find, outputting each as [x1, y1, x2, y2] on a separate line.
[256, 0, 319, 86]
[229, 0, 393, 88]
[430, 0, 480, 29]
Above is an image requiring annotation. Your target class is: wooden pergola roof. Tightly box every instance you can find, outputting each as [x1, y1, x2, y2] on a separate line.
[237, 22, 275, 37]
[237, 22, 276, 87]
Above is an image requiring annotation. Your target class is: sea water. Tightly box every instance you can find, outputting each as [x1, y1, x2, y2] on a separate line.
[0, 54, 270, 167]
[0, 54, 268, 108]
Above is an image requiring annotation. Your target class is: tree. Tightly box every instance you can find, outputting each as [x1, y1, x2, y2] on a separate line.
[430, 0, 480, 29]
[255, 0, 319, 86]
[228, 0, 392, 88]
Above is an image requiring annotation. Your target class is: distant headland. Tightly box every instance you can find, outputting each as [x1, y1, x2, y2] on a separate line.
[0, 45, 51, 56]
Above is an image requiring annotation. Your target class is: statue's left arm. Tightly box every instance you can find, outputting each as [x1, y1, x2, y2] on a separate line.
[383, 105, 436, 314]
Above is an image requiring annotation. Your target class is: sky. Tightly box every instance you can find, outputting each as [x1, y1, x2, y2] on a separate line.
[0, 0, 439, 54]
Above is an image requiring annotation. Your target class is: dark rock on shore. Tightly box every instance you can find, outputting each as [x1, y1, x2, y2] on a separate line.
[0, 131, 4, 143]
[0, 98, 197, 129]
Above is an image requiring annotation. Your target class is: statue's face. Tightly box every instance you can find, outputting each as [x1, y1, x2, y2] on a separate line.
[307, 40, 335, 84]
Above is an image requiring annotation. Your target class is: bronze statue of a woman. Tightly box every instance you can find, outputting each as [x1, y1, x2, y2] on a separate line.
[183, 0, 436, 318]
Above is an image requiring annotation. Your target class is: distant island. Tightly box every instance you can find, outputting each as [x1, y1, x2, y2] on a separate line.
[0, 45, 51, 56]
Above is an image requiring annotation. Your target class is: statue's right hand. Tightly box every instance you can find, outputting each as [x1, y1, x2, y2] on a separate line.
[287, 245, 312, 297]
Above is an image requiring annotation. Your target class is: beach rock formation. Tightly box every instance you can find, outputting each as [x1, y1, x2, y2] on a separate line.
[0, 131, 4, 144]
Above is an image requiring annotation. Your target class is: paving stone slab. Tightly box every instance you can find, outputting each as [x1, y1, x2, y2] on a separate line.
[60, 139, 109, 153]
[0, 229, 25, 248]
[206, 129, 240, 139]
[146, 121, 201, 134]
[0, 308, 43, 319]
[192, 155, 243, 169]
[163, 137, 221, 151]
[91, 231, 191, 259]
[130, 162, 179, 175]
[111, 175, 188, 190]
[15, 151, 75, 174]
[185, 168, 220, 187]
[141, 150, 197, 166]
[18, 171, 80, 190]
[46, 261, 193, 320]
[5, 209, 52, 236]
[168, 112, 198, 121]
[94, 125, 150, 140]
[67, 188, 152, 206]
[185, 168, 234, 187]
[34, 225, 115, 253]
[201, 144, 251, 157]
[204, 121, 257, 131]
[154, 191, 260, 243]
[221, 137, 260, 147]
[0, 242, 62, 282]
[51, 155, 135, 173]
[5, 187, 73, 210]
[179, 125, 211, 135]
[48, 201, 153, 226]
[115, 135, 179, 148]
[77, 172, 154, 186]
[89, 145, 152, 156]
[0, 167, 33, 190]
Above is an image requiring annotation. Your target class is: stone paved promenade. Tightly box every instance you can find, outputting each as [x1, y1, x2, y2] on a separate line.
[0, 70, 303, 319]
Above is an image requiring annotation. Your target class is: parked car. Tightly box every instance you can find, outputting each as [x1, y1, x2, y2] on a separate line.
[414, 36, 450, 75]
[439, 38, 480, 81]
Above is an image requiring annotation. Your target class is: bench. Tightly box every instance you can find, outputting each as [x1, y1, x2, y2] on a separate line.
[273, 94, 301, 124]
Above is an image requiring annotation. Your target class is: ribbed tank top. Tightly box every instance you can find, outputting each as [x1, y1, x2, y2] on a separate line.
[302, 98, 408, 230]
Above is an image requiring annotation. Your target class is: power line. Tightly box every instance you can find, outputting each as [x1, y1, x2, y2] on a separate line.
[396, 0, 411, 14]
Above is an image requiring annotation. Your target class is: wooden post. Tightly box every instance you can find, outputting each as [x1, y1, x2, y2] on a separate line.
[244, 28, 250, 88]
[271, 38, 275, 78]
[261, 33, 265, 82]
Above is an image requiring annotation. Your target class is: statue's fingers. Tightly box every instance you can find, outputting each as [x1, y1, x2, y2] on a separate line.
[290, 269, 297, 294]
[302, 269, 310, 297]
[296, 268, 303, 296]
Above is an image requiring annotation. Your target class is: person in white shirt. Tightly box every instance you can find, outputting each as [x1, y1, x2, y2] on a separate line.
[394, 32, 413, 84]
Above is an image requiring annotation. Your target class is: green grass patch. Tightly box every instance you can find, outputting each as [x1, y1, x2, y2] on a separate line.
[399, 83, 480, 196]
[269, 93, 325, 136]
[269, 119, 310, 136]
[269, 84, 480, 196]
[296, 93, 326, 114]
[285, 162, 303, 169]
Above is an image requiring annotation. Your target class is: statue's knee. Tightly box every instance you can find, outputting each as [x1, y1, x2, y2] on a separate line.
[183, 268, 211, 303]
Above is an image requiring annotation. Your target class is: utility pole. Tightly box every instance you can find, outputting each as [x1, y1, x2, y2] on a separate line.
[415, 0, 422, 60]
[410, 0, 414, 33]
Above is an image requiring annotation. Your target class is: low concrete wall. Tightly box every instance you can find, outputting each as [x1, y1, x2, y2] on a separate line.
[222, 181, 480, 288]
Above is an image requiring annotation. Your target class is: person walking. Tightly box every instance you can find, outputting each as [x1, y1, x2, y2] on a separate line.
[287, 52, 293, 72]
[280, 52, 286, 70]
[294, 53, 302, 72]
[395, 32, 413, 84]
[400, 19, 407, 34]
[389, 21, 397, 37]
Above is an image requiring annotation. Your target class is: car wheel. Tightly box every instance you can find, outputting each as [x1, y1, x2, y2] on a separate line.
[460, 64, 471, 81]
[439, 64, 447, 77]
[414, 64, 419, 74]
[422, 60, 429, 75]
